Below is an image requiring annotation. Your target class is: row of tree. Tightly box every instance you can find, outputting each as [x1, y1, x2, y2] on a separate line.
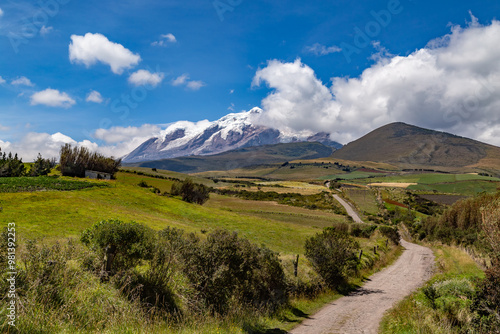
[59, 144, 121, 178]
[0, 144, 120, 178]
[0, 148, 56, 177]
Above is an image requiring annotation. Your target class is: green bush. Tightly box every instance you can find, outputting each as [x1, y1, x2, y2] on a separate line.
[305, 228, 360, 288]
[379, 226, 400, 245]
[178, 229, 288, 314]
[171, 178, 210, 205]
[80, 219, 155, 274]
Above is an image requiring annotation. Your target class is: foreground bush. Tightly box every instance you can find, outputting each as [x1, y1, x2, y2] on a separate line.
[305, 228, 360, 288]
[80, 219, 155, 274]
[178, 229, 288, 315]
[0, 239, 150, 333]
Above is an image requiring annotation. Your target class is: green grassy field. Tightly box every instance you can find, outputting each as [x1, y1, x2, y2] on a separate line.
[359, 172, 500, 184]
[0, 173, 341, 253]
[343, 188, 380, 216]
[319, 171, 385, 180]
[0, 176, 108, 192]
[349, 172, 500, 196]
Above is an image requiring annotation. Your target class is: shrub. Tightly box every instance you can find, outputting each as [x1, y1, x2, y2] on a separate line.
[171, 179, 210, 205]
[379, 226, 400, 245]
[138, 180, 148, 187]
[80, 220, 155, 275]
[178, 229, 288, 314]
[305, 228, 360, 288]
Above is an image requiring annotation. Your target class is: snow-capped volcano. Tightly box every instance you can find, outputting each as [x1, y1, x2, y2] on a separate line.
[123, 108, 341, 163]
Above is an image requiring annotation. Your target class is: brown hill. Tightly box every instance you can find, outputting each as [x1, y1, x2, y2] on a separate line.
[332, 122, 500, 173]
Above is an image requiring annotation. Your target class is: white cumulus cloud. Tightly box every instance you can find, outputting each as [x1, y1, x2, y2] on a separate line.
[0, 128, 151, 162]
[93, 124, 161, 144]
[0, 8, 4, 17]
[11, 76, 34, 86]
[92, 124, 162, 158]
[128, 70, 164, 87]
[0, 132, 97, 162]
[86, 90, 104, 103]
[30, 89, 76, 108]
[252, 19, 500, 147]
[0, 76, 5, 84]
[69, 33, 141, 74]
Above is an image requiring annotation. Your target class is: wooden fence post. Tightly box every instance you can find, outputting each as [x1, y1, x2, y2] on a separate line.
[293, 254, 299, 277]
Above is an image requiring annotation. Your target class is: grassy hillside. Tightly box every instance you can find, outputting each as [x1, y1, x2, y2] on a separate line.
[127, 142, 334, 173]
[0, 173, 331, 254]
[332, 122, 500, 174]
[0, 169, 405, 334]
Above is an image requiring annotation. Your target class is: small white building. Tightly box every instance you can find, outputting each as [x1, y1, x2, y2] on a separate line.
[85, 170, 112, 180]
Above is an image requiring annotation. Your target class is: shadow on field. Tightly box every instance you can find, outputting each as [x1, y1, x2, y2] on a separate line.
[243, 325, 288, 334]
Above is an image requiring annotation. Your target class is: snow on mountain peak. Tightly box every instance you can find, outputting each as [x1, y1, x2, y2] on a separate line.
[122, 107, 341, 163]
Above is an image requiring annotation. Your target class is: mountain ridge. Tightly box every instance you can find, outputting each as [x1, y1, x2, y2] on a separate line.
[127, 141, 335, 173]
[332, 122, 500, 172]
[123, 108, 342, 163]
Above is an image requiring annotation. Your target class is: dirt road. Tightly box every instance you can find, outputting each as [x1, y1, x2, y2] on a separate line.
[289, 240, 434, 334]
[332, 194, 364, 223]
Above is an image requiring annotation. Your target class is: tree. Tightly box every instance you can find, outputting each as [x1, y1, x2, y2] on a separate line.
[30, 153, 54, 176]
[59, 144, 121, 178]
[305, 228, 360, 288]
[0, 148, 26, 177]
[171, 178, 210, 204]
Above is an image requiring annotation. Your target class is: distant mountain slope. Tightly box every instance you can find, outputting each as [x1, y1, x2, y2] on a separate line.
[332, 122, 500, 171]
[128, 142, 335, 173]
[123, 108, 342, 163]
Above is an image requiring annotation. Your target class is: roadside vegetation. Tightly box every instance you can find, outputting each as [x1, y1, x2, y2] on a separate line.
[0, 218, 401, 333]
[381, 193, 500, 333]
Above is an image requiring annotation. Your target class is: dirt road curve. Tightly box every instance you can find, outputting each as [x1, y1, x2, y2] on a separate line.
[289, 240, 434, 334]
[332, 194, 364, 223]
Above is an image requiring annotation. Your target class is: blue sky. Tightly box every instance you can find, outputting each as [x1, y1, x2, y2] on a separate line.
[1, 0, 500, 160]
